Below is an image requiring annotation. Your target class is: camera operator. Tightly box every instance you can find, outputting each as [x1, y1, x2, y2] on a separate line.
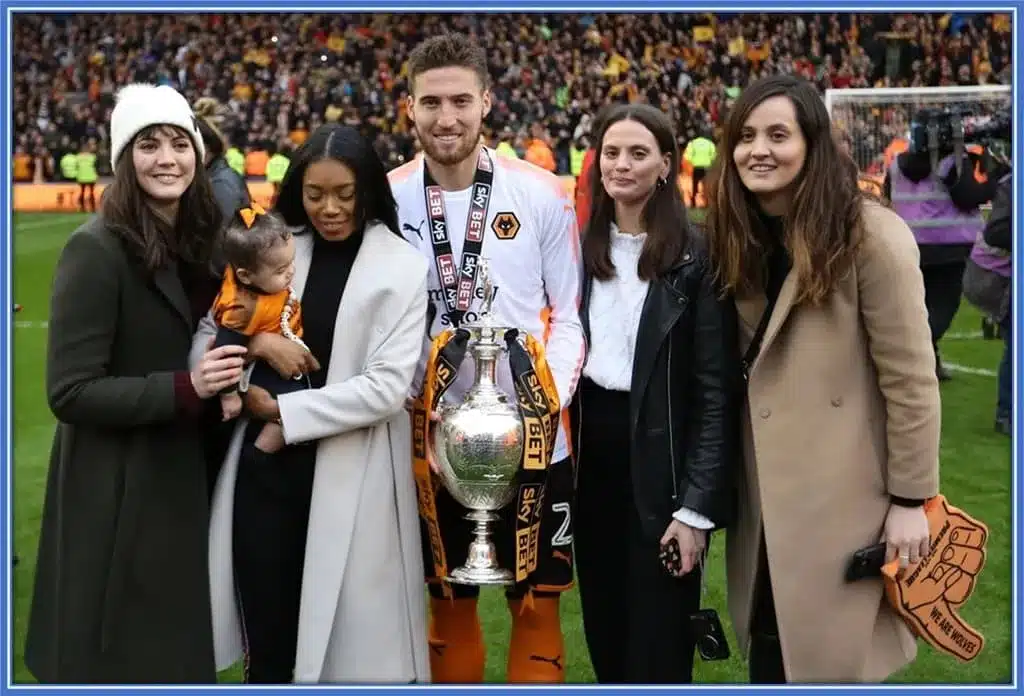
[964, 161, 1012, 435]
[883, 109, 1003, 381]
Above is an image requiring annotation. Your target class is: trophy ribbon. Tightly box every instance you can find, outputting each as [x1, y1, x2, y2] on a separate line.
[412, 326, 561, 591]
[411, 327, 467, 599]
[503, 329, 562, 586]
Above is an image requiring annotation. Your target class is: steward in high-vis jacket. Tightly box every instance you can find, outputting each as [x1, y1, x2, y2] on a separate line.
[884, 144, 1000, 381]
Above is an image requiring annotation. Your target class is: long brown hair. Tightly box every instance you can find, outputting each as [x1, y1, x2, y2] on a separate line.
[705, 75, 865, 304]
[101, 125, 223, 273]
[584, 103, 689, 282]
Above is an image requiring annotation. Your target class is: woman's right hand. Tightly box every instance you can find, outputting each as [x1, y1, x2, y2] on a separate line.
[191, 340, 247, 399]
[660, 520, 707, 577]
[249, 333, 320, 379]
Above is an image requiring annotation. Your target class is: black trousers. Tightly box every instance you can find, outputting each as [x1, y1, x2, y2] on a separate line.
[748, 540, 787, 684]
[574, 378, 702, 684]
[232, 422, 317, 684]
[201, 405, 234, 504]
[921, 261, 965, 349]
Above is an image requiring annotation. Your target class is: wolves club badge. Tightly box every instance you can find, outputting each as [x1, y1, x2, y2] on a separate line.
[491, 212, 521, 240]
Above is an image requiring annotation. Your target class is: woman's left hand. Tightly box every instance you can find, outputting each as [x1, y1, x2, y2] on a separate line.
[660, 519, 707, 577]
[882, 503, 931, 572]
[243, 385, 281, 423]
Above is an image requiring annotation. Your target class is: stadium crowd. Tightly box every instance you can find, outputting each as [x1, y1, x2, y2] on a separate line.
[12, 12, 1014, 184]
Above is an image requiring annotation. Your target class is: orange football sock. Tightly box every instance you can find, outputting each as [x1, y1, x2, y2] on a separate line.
[506, 596, 566, 683]
[428, 596, 485, 683]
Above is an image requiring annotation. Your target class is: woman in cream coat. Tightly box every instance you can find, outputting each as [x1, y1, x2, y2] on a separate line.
[190, 125, 430, 684]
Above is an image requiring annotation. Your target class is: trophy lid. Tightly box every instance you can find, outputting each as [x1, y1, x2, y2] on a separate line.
[471, 257, 502, 333]
[465, 257, 517, 342]
[477, 258, 496, 322]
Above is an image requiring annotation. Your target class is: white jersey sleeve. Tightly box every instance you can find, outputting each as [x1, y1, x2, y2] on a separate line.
[536, 190, 585, 409]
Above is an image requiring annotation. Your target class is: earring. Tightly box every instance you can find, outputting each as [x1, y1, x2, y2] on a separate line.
[658, 176, 668, 188]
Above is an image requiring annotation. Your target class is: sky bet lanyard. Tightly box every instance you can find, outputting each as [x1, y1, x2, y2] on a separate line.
[422, 148, 495, 328]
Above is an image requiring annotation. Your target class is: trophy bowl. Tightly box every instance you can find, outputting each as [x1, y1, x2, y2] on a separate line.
[432, 324, 524, 586]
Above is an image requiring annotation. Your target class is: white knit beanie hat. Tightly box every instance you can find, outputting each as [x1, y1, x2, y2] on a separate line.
[109, 83, 206, 171]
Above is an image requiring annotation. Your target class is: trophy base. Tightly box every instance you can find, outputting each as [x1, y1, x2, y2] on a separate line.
[444, 510, 515, 586]
[446, 566, 515, 586]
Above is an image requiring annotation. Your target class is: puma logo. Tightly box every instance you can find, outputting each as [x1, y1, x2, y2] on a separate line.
[403, 220, 426, 240]
[552, 549, 572, 565]
[529, 654, 563, 671]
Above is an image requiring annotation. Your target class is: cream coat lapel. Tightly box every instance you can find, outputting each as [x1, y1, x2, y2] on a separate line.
[291, 231, 315, 299]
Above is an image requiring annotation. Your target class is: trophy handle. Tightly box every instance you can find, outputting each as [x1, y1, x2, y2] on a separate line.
[425, 400, 448, 473]
[504, 327, 531, 351]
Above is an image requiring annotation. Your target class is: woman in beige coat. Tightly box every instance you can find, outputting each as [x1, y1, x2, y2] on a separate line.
[704, 75, 941, 683]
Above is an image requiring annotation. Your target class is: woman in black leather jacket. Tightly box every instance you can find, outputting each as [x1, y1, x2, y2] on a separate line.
[569, 103, 742, 684]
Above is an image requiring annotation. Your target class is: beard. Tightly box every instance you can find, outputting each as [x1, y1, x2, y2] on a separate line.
[419, 122, 483, 166]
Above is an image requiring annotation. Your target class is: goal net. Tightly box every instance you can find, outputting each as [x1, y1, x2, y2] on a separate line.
[825, 85, 1012, 187]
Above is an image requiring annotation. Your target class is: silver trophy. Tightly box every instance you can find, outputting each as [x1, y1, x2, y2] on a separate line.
[432, 259, 523, 585]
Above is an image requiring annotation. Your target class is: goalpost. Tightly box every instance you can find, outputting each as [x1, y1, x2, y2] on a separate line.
[824, 85, 1012, 180]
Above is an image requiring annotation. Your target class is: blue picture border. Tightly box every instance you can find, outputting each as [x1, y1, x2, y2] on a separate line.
[1, 3, 1020, 694]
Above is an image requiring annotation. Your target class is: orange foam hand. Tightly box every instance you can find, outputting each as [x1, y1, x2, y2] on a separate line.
[882, 495, 988, 662]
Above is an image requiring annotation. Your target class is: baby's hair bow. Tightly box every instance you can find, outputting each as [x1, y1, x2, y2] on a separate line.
[238, 202, 267, 229]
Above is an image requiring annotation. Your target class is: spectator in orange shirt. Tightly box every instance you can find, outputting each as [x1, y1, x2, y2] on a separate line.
[289, 120, 309, 147]
[13, 146, 33, 182]
[525, 123, 556, 172]
[245, 147, 270, 178]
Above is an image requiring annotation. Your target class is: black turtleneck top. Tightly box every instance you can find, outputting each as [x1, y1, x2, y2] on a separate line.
[299, 227, 365, 390]
[759, 212, 790, 305]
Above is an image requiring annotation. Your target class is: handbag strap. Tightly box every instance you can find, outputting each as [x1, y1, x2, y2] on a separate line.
[741, 290, 777, 383]
[741, 264, 786, 382]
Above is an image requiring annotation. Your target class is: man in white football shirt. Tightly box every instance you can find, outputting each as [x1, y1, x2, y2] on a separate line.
[390, 33, 585, 684]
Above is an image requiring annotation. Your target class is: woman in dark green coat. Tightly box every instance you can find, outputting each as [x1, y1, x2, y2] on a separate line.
[25, 83, 246, 684]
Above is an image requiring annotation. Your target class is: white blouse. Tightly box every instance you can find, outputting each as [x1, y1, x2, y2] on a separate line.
[582, 223, 713, 531]
[583, 223, 650, 392]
